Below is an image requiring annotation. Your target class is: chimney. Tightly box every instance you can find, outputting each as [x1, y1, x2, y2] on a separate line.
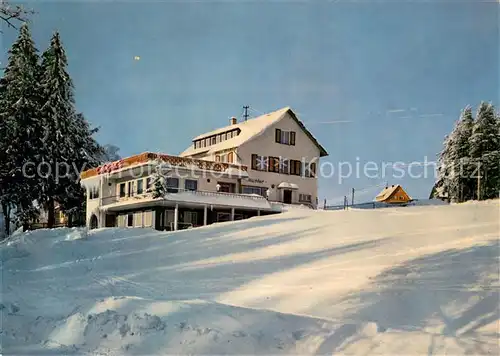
[230, 117, 237, 125]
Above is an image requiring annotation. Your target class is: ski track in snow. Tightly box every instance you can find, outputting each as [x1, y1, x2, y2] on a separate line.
[1, 200, 499, 355]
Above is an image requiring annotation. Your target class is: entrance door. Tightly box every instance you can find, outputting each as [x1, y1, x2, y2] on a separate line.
[89, 214, 98, 229]
[283, 190, 292, 204]
[105, 214, 116, 227]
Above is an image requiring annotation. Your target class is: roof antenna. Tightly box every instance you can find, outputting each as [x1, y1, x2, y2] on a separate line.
[243, 105, 250, 121]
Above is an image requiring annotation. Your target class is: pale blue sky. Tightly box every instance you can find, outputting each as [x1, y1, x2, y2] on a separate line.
[2, 1, 498, 204]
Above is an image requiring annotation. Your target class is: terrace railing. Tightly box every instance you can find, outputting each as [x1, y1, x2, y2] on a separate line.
[100, 188, 269, 206]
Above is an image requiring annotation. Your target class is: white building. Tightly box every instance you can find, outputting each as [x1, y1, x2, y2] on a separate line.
[80, 107, 328, 231]
[180, 107, 328, 206]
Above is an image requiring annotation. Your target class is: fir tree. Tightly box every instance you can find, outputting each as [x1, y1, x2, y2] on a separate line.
[57, 113, 103, 226]
[99, 144, 121, 162]
[0, 24, 42, 235]
[151, 159, 169, 199]
[38, 31, 79, 227]
[450, 106, 475, 201]
[437, 132, 455, 201]
[469, 102, 500, 200]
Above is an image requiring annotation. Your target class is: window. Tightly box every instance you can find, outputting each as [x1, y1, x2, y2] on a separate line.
[184, 211, 198, 226]
[251, 154, 268, 171]
[279, 157, 289, 174]
[89, 186, 100, 199]
[185, 179, 198, 191]
[268, 156, 280, 173]
[299, 194, 312, 202]
[119, 183, 126, 197]
[281, 131, 290, 144]
[242, 186, 265, 196]
[217, 182, 235, 193]
[166, 178, 179, 193]
[227, 152, 234, 163]
[290, 160, 302, 176]
[127, 181, 134, 197]
[304, 162, 317, 178]
[137, 179, 144, 194]
[215, 155, 221, 162]
[211, 137, 216, 145]
[275, 129, 296, 145]
[146, 178, 152, 191]
[205, 138, 209, 147]
[127, 213, 133, 227]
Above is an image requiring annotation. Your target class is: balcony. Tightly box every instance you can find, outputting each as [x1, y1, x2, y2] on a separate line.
[100, 188, 273, 212]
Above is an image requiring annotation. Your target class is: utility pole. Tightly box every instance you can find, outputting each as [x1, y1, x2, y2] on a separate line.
[243, 105, 250, 121]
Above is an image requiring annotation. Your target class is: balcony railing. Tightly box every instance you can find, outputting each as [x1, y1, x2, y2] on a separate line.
[100, 188, 269, 206]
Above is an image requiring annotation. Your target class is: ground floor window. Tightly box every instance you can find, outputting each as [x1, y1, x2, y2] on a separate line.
[299, 193, 312, 203]
[217, 212, 231, 222]
[184, 211, 198, 226]
[127, 213, 133, 227]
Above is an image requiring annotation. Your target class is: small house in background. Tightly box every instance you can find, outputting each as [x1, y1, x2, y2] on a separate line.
[375, 184, 412, 204]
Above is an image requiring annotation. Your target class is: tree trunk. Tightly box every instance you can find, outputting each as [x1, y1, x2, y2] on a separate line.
[47, 198, 55, 228]
[67, 213, 73, 228]
[2, 202, 11, 237]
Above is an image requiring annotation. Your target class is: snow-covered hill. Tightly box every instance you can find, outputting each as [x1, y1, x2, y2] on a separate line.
[1, 200, 499, 355]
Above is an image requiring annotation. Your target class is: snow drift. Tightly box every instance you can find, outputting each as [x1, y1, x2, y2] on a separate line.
[1, 200, 499, 355]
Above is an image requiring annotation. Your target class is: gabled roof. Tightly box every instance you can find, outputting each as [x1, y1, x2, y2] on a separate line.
[179, 107, 328, 158]
[375, 184, 411, 202]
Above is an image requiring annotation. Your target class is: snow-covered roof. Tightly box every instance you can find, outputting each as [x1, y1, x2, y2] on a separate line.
[277, 182, 299, 190]
[81, 152, 249, 180]
[180, 107, 328, 158]
[375, 184, 412, 202]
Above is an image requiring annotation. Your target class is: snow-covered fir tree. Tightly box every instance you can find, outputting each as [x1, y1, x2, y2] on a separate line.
[151, 158, 170, 199]
[450, 106, 475, 201]
[437, 132, 456, 201]
[37, 31, 92, 227]
[469, 102, 500, 200]
[57, 113, 103, 226]
[0, 24, 42, 235]
[99, 144, 121, 162]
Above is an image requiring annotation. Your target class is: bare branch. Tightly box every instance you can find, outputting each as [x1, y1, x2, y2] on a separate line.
[0, 2, 35, 32]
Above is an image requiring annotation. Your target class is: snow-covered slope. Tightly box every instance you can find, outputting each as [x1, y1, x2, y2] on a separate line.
[1, 200, 499, 355]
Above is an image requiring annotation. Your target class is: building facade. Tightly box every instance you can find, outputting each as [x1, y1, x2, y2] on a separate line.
[180, 107, 328, 207]
[80, 107, 328, 231]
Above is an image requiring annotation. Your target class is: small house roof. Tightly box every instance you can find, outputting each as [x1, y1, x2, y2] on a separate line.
[375, 184, 411, 202]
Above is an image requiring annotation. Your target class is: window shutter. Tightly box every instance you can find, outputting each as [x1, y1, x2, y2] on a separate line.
[251, 154, 257, 170]
[275, 129, 281, 143]
[290, 131, 296, 145]
[228, 152, 234, 163]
